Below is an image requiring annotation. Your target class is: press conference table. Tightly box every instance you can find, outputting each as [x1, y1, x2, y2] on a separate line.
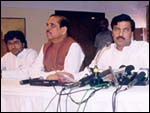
[1, 78, 149, 112]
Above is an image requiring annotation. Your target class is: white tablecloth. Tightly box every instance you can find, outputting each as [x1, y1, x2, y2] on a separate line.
[1, 78, 149, 112]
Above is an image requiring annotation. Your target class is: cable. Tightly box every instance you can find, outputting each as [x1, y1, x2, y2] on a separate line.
[82, 84, 110, 112]
[56, 87, 66, 112]
[112, 85, 128, 112]
[68, 87, 95, 105]
[65, 88, 74, 112]
[76, 89, 90, 112]
[43, 86, 59, 112]
[82, 97, 89, 112]
[44, 82, 110, 112]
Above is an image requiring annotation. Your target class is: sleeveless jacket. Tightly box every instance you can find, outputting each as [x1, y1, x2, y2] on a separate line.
[43, 37, 75, 72]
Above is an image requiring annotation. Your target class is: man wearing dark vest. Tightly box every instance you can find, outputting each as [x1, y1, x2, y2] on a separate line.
[30, 14, 85, 82]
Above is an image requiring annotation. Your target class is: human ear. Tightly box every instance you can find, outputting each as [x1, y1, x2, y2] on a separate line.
[61, 26, 67, 35]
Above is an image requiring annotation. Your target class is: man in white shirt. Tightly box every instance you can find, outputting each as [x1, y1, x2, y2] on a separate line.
[1, 30, 38, 79]
[30, 14, 85, 82]
[74, 14, 149, 81]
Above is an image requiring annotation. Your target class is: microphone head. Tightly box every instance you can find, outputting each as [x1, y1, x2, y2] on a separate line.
[119, 65, 126, 69]
[20, 79, 31, 85]
[125, 65, 135, 75]
[79, 74, 95, 87]
[127, 71, 146, 88]
[136, 71, 146, 81]
[93, 67, 99, 73]
[98, 69, 112, 78]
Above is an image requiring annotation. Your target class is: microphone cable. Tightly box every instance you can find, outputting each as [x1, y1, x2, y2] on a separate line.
[43, 86, 60, 112]
[43, 93, 58, 112]
[112, 85, 128, 112]
[111, 72, 133, 112]
[44, 86, 67, 112]
[56, 87, 66, 112]
[76, 89, 89, 112]
[63, 87, 92, 112]
[63, 87, 94, 112]
[65, 88, 73, 112]
[81, 87, 105, 112]
[68, 87, 103, 111]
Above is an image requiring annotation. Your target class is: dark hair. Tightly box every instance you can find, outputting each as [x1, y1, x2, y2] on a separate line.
[50, 14, 71, 36]
[111, 14, 135, 32]
[101, 18, 109, 25]
[4, 30, 27, 48]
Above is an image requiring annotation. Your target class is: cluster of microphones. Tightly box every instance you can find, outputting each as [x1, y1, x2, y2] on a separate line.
[112, 65, 149, 88]
[20, 65, 149, 89]
[64, 65, 149, 89]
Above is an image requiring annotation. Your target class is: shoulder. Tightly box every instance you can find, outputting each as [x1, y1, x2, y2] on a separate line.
[23, 48, 38, 54]
[69, 42, 84, 55]
[102, 43, 114, 53]
[70, 42, 82, 49]
[66, 37, 81, 48]
[132, 40, 149, 48]
[1, 52, 12, 58]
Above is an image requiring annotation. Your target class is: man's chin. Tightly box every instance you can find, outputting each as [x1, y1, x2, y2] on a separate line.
[11, 51, 19, 56]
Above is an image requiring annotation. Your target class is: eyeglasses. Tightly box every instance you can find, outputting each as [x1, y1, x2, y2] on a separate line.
[113, 27, 131, 34]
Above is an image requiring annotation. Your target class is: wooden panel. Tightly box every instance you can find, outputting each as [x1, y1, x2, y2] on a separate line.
[1, 18, 26, 37]
[133, 28, 147, 41]
[55, 10, 105, 67]
[146, 5, 149, 42]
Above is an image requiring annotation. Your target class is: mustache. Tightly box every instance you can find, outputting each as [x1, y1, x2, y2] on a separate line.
[46, 29, 49, 33]
[46, 30, 51, 35]
[116, 36, 125, 40]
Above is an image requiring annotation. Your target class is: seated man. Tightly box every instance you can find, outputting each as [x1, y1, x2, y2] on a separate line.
[30, 14, 85, 82]
[73, 14, 149, 82]
[1, 30, 38, 79]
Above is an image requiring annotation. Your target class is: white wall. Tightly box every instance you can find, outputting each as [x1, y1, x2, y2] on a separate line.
[1, 7, 54, 52]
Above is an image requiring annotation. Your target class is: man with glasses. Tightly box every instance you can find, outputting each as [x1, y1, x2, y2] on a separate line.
[72, 14, 149, 81]
[1, 30, 38, 79]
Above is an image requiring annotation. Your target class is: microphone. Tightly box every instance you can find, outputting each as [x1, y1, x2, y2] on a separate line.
[79, 73, 95, 87]
[119, 65, 126, 69]
[125, 65, 135, 75]
[64, 66, 112, 88]
[20, 77, 42, 85]
[98, 68, 112, 78]
[112, 65, 135, 85]
[20, 78, 31, 85]
[86, 66, 93, 75]
[29, 79, 59, 86]
[79, 66, 112, 87]
[113, 65, 135, 77]
[127, 71, 146, 89]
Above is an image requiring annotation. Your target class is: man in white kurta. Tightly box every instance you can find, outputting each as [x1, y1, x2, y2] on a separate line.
[1, 30, 38, 79]
[1, 49, 37, 74]
[74, 14, 149, 81]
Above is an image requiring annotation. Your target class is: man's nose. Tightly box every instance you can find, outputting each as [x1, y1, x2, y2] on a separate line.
[119, 30, 124, 36]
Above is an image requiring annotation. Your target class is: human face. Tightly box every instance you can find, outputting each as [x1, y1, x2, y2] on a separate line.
[112, 21, 133, 51]
[99, 20, 108, 31]
[46, 16, 65, 43]
[7, 38, 23, 55]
